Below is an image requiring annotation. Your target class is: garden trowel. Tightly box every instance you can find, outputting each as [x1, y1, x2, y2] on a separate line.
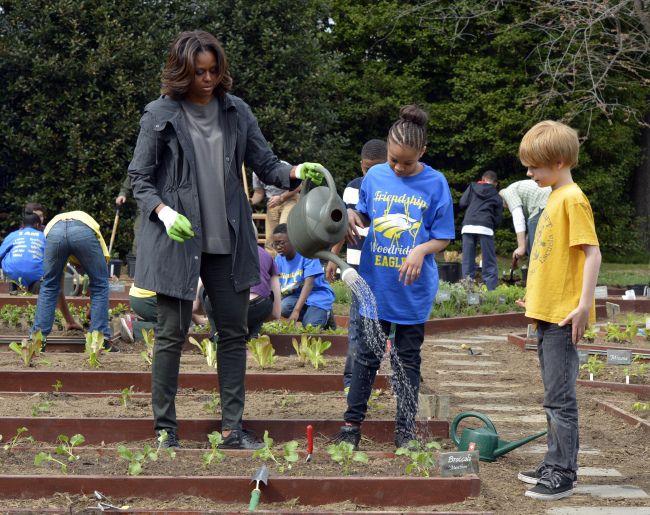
[248, 465, 269, 511]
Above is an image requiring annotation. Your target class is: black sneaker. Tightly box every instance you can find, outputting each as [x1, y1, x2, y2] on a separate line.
[331, 425, 361, 451]
[519, 469, 578, 488]
[525, 471, 574, 500]
[218, 429, 265, 450]
[157, 429, 181, 449]
[104, 342, 121, 353]
[394, 428, 418, 451]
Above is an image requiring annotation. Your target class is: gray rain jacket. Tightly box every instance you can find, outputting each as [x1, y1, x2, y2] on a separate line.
[128, 94, 299, 301]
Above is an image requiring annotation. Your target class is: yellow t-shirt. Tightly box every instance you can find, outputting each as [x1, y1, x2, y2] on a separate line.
[525, 183, 599, 324]
[129, 285, 156, 298]
[44, 211, 110, 266]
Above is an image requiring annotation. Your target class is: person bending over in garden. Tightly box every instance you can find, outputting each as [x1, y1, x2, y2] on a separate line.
[515, 120, 601, 501]
[332, 105, 455, 451]
[128, 30, 324, 450]
[458, 170, 502, 290]
[30, 211, 119, 352]
[0, 209, 46, 293]
[273, 224, 335, 330]
[325, 138, 387, 395]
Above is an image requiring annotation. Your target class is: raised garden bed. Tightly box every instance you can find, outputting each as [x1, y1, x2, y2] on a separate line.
[507, 333, 650, 360]
[597, 400, 650, 434]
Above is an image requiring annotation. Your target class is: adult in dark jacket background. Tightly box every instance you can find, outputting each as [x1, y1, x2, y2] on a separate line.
[458, 170, 503, 290]
[128, 30, 324, 450]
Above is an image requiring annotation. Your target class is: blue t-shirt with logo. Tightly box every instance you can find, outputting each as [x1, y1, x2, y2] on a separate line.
[0, 228, 46, 286]
[356, 162, 455, 324]
[275, 252, 335, 311]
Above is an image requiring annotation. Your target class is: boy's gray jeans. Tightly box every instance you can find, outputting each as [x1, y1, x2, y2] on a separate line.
[535, 321, 579, 478]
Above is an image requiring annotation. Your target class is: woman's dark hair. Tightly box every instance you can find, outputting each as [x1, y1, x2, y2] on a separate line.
[387, 104, 429, 152]
[274, 223, 288, 235]
[161, 31, 232, 100]
[23, 209, 41, 229]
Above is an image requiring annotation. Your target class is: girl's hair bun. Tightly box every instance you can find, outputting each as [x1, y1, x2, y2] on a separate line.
[399, 104, 428, 127]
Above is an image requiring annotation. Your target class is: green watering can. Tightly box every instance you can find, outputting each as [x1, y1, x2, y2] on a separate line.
[287, 165, 360, 287]
[451, 410, 547, 462]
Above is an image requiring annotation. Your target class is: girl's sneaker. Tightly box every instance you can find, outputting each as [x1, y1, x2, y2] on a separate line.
[519, 469, 577, 488]
[525, 472, 574, 500]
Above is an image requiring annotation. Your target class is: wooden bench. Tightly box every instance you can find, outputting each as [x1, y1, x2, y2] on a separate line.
[252, 213, 266, 245]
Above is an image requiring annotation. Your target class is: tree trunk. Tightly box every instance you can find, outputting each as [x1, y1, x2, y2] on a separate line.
[633, 110, 650, 251]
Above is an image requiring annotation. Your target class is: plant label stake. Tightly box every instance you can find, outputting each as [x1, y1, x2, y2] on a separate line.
[436, 290, 450, 303]
[527, 324, 536, 338]
[606, 302, 620, 318]
[248, 465, 269, 511]
[578, 349, 590, 365]
[607, 350, 631, 383]
[306, 424, 313, 462]
[497, 294, 507, 305]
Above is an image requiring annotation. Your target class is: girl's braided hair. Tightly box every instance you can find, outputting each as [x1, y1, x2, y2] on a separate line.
[387, 105, 429, 152]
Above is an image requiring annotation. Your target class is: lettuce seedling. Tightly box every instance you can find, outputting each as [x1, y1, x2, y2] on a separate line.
[32, 398, 54, 417]
[395, 440, 441, 477]
[9, 330, 44, 367]
[118, 430, 175, 476]
[301, 337, 331, 369]
[189, 336, 217, 368]
[35, 451, 67, 472]
[327, 441, 368, 475]
[292, 333, 309, 362]
[84, 331, 105, 368]
[4, 428, 34, 452]
[52, 380, 62, 392]
[141, 328, 154, 365]
[634, 355, 649, 378]
[633, 401, 650, 410]
[582, 325, 598, 341]
[203, 388, 221, 414]
[252, 430, 278, 464]
[55, 434, 85, 465]
[605, 322, 622, 342]
[202, 431, 226, 469]
[247, 336, 278, 369]
[120, 385, 135, 408]
[580, 355, 606, 379]
[281, 441, 299, 471]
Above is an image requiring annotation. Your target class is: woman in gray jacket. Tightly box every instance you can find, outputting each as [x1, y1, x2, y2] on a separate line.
[128, 30, 323, 450]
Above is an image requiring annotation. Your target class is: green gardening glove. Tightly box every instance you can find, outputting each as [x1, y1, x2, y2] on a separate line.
[158, 206, 194, 242]
[297, 162, 324, 186]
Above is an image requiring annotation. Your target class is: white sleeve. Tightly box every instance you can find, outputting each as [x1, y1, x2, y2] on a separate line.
[512, 206, 526, 233]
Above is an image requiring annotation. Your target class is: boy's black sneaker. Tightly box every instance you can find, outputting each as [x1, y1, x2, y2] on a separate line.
[525, 472, 574, 500]
[519, 469, 578, 488]
[331, 425, 361, 451]
[157, 429, 181, 449]
[104, 342, 121, 353]
[218, 429, 265, 450]
[394, 428, 418, 451]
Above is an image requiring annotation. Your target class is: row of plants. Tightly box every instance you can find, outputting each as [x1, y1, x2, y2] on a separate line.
[0, 427, 440, 478]
[190, 333, 333, 371]
[0, 303, 128, 331]
[429, 281, 526, 319]
[261, 319, 347, 335]
[583, 314, 650, 344]
[580, 354, 650, 383]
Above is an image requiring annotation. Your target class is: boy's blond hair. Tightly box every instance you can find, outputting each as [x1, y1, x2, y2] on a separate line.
[519, 120, 579, 169]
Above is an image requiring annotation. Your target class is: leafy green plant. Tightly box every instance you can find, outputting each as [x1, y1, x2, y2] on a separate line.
[9, 330, 44, 367]
[251, 430, 298, 472]
[292, 333, 309, 362]
[622, 366, 638, 380]
[280, 440, 299, 471]
[301, 337, 331, 369]
[38, 433, 86, 472]
[141, 328, 154, 365]
[622, 318, 639, 342]
[189, 336, 217, 368]
[580, 355, 606, 378]
[120, 385, 135, 408]
[396, 440, 441, 476]
[252, 430, 279, 464]
[202, 431, 226, 469]
[330, 280, 351, 304]
[108, 303, 127, 320]
[247, 335, 278, 369]
[203, 388, 221, 414]
[262, 320, 347, 335]
[118, 429, 175, 476]
[327, 441, 368, 475]
[52, 380, 62, 392]
[633, 401, 650, 410]
[582, 325, 598, 341]
[605, 322, 622, 342]
[280, 396, 298, 411]
[3, 428, 34, 451]
[32, 399, 54, 417]
[84, 331, 105, 368]
[367, 391, 384, 416]
[634, 355, 649, 378]
[34, 450, 67, 472]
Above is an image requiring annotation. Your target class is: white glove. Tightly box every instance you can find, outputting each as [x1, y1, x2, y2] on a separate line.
[158, 206, 178, 232]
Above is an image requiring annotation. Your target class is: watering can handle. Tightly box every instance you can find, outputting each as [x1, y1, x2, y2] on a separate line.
[302, 165, 342, 234]
[450, 410, 498, 447]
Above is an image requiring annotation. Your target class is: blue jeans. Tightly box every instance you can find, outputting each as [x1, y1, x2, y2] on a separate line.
[281, 295, 330, 329]
[345, 317, 424, 431]
[343, 294, 360, 388]
[32, 220, 110, 339]
[536, 321, 579, 478]
[462, 232, 498, 290]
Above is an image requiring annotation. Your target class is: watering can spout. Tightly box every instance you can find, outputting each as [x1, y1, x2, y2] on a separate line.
[313, 250, 360, 288]
[493, 430, 548, 458]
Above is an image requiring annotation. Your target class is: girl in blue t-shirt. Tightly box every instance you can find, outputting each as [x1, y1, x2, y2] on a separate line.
[0, 210, 46, 291]
[333, 105, 455, 451]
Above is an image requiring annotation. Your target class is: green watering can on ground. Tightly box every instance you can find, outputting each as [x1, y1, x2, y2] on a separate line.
[287, 165, 360, 287]
[451, 410, 547, 462]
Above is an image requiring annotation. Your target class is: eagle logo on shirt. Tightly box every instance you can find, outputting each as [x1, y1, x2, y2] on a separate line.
[373, 213, 422, 247]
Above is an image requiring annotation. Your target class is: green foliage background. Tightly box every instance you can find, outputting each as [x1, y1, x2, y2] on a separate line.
[1, 0, 647, 258]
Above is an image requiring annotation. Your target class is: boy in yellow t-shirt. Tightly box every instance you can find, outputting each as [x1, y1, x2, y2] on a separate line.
[515, 121, 601, 501]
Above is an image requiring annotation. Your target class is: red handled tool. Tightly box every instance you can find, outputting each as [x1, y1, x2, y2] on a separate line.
[306, 425, 313, 462]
